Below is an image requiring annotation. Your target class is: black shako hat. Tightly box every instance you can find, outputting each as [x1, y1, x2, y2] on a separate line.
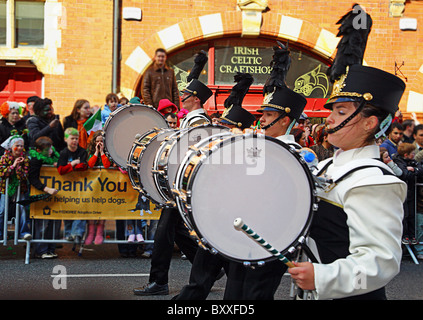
[220, 73, 256, 129]
[324, 4, 405, 115]
[257, 41, 307, 122]
[325, 64, 405, 116]
[182, 50, 213, 104]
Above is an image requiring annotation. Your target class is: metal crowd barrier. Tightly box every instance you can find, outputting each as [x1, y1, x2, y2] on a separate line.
[2, 177, 156, 264]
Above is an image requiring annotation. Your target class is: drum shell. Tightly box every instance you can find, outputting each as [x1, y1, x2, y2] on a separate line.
[175, 133, 317, 265]
[103, 104, 168, 169]
[153, 124, 230, 204]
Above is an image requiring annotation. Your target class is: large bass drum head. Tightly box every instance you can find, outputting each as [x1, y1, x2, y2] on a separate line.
[103, 104, 168, 169]
[187, 134, 315, 263]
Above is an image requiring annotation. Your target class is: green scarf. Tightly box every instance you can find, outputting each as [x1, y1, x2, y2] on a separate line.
[29, 146, 60, 165]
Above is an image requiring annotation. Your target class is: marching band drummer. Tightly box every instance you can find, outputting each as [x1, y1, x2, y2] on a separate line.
[133, 51, 213, 297]
[288, 5, 407, 300]
[179, 51, 213, 129]
[174, 73, 256, 300]
[221, 44, 308, 300]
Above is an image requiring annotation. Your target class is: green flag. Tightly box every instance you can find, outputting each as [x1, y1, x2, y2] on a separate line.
[83, 109, 102, 135]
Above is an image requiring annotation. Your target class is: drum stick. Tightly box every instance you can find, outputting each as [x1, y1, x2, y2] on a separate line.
[233, 218, 295, 268]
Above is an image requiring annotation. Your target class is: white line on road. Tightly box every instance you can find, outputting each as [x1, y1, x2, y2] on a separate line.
[51, 273, 150, 278]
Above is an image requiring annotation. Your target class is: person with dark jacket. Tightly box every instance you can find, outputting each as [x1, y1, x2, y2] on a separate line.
[392, 142, 423, 245]
[26, 98, 66, 153]
[28, 136, 60, 258]
[141, 48, 180, 109]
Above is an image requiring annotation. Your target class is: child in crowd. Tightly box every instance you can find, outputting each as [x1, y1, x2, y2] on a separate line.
[0, 135, 32, 241]
[85, 131, 111, 245]
[29, 136, 61, 258]
[57, 128, 88, 244]
[101, 93, 119, 125]
[392, 142, 423, 245]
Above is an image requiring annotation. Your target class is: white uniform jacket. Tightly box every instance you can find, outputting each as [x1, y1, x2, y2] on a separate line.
[310, 144, 406, 300]
[179, 109, 210, 129]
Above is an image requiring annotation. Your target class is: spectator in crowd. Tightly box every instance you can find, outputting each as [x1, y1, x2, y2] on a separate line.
[310, 125, 334, 161]
[164, 112, 178, 129]
[210, 112, 221, 125]
[28, 136, 60, 258]
[379, 147, 403, 177]
[101, 93, 119, 125]
[413, 124, 423, 162]
[22, 96, 40, 122]
[157, 98, 178, 116]
[119, 96, 129, 106]
[63, 99, 92, 149]
[141, 48, 180, 110]
[402, 119, 415, 143]
[85, 131, 111, 245]
[57, 127, 88, 244]
[392, 143, 423, 245]
[379, 122, 404, 158]
[0, 101, 29, 156]
[0, 135, 32, 241]
[296, 113, 314, 147]
[291, 127, 307, 147]
[27, 98, 66, 153]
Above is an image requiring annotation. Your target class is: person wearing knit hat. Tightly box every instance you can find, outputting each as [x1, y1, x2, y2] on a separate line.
[0, 101, 29, 156]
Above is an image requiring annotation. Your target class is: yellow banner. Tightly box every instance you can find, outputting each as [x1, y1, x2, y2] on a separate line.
[30, 166, 161, 220]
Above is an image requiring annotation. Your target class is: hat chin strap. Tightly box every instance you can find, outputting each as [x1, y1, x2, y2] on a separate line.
[261, 111, 295, 131]
[326, 98, 366, 134]
[182, 93, 193, 103]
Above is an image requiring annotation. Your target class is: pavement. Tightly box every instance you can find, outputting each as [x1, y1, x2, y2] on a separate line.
[0, 242, 422, 302]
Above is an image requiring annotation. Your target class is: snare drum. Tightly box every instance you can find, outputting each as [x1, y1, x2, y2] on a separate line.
[103, 104, 168, 169]
[153, 124, 231, 204]
[173, 132, 317, 265]
[127, 128, 177, 206]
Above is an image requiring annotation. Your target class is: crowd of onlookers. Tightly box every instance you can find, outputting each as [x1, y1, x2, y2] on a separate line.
[0, 91, 422, 261]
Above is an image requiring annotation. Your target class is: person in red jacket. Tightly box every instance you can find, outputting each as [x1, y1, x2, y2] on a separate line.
[56, 127, 88, 243]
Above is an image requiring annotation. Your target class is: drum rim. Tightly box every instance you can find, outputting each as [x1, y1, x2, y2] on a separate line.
[183, 133, 317, 264]
[153, 124, 231, 202]
[102, 103, 168, 170]
[128, 128, 174, 207]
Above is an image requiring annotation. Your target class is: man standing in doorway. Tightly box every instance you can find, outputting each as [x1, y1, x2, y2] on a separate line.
[141, 48, 180, 110]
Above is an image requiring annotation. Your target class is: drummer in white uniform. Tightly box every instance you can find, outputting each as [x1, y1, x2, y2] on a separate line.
[179, 51, 213, 129]
[222, 43, 309, 300]
[288, 5, 407, 300]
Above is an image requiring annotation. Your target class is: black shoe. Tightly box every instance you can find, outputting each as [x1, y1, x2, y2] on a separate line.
[133, 282, 169, 296]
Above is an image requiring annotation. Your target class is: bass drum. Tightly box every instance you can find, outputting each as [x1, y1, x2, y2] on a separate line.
[103, 104, 168, 169]
[153, 124, 231, 204]
[173, 132, 317, 265]
[127, 128, 177, 207]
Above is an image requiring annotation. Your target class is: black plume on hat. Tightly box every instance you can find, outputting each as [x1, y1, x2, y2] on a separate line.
[224, 73, 254, 109]
[187, 50, 208, 82]
[327, 3, 372, 83]
[263, 41, 291, 95]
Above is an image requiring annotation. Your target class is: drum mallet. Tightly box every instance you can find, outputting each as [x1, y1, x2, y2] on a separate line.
[233, 218, 295, 268]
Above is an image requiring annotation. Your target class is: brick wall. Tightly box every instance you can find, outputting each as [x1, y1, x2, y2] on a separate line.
[41, 0, 423, 119]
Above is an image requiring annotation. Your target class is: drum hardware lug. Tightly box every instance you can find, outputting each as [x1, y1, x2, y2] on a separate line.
[288, 246, 297, 255]
[171, 189, 186, 202]
[242, 261, 252, 268]
[210, 248, 218, 255]
[257, 261, 265, 267]
[298, 236, 306, 244]
[151, 169, 164, 174]
[313, 203, 319, 211]
[200, 237, 208, 245]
